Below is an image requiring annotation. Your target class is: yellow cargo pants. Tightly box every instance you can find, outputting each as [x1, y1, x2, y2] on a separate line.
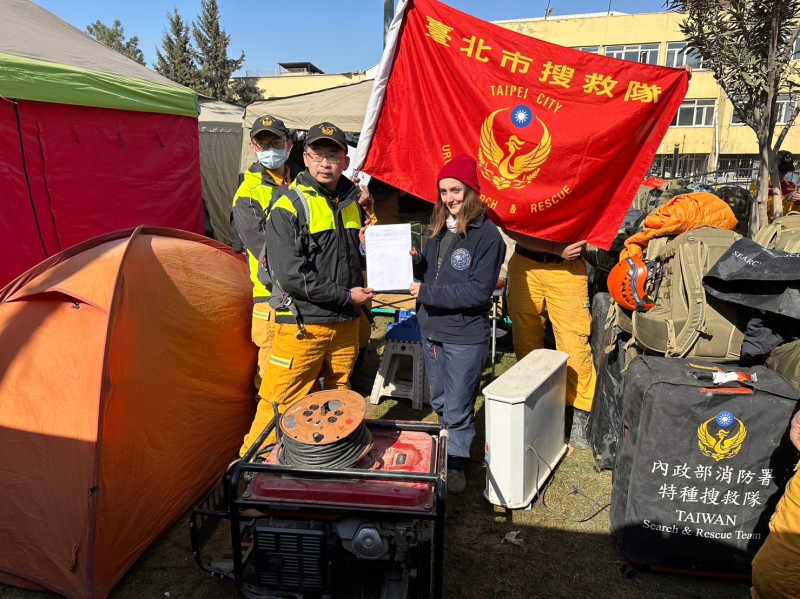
[251, 305, 275, 397]
[507, 254, 597, 412]
[239, 319, 359, 457]
[751, 462, 800, 599]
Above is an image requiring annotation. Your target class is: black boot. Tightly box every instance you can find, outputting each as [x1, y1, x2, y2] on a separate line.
[569, 408, 590, 450]
[350, 348, 373, 395]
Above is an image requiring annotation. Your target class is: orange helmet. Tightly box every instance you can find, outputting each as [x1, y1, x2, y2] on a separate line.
[608, 256, 659, 312]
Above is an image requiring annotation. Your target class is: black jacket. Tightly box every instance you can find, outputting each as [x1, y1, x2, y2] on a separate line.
[230, 160, 301, 253]
[265, 171, 367, 324]
[414, 214, 506, 344]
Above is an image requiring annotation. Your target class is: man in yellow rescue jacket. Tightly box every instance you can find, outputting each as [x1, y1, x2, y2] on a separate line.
[231, 116, 301, 397]
[239, 122, 373, 457]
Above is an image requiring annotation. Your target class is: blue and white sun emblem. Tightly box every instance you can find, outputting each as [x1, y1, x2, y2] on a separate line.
[716, 411, 735, 428]
[511, 104, 533, 128]
[451, 248, 471, 270]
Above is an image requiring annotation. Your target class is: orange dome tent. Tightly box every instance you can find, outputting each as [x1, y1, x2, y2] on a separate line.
[0, 227, 257, 598]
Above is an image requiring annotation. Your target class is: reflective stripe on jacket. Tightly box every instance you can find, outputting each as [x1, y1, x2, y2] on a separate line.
[265, 171, 366, 324]
[231, 161, 300, 302]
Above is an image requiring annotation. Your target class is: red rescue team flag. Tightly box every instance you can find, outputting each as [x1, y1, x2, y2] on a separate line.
[355, 0, 689, 249]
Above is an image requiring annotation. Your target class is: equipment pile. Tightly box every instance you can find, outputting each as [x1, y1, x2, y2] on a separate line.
[592, 193, 800, 577]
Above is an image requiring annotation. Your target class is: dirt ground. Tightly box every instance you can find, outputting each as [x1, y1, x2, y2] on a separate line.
[0, 317, 754, 599]
[0, 451, 752, 599]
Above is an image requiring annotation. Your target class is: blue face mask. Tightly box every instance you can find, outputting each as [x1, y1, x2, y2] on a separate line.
[257, 148, 287, 170]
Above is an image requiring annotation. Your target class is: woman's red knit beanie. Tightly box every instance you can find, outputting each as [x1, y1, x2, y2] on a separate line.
[437, 153, 481, 193]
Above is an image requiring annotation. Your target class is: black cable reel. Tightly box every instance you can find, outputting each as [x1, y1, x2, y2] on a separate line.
[277, 390, 374, 469]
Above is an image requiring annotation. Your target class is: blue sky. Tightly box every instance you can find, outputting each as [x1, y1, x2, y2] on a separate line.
[35, 0, 669, 75]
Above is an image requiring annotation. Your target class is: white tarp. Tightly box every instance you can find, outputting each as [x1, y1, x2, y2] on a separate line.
[241, 81, 374, 173]
[354, 0, 408, 171]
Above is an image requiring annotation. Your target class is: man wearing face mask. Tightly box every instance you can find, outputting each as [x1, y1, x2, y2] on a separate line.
[232, 115, 301, 397]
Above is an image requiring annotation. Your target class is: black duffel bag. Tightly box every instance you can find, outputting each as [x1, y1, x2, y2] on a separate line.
[703, 237, 800, 320]
[611, 356, 800, 575]
[588, 294, 633, 471]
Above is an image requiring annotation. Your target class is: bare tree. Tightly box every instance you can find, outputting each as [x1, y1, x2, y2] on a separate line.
[666, 0, 800, 233]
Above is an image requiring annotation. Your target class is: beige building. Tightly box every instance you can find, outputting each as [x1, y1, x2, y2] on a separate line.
[238, 62, 369, 100]
[495, 11, 800, 183]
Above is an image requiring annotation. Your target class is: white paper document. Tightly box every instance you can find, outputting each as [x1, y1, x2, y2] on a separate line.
[365, 224, 414, 293]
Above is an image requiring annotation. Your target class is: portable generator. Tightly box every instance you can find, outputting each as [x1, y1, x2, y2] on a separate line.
[190, 390, 448, 599]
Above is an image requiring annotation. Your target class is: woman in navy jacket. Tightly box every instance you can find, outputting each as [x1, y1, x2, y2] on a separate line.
[410, 154, 506, 494]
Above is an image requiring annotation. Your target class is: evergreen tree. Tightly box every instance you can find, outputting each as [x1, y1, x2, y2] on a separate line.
[667, 0, 800, 232]
[86, 20, 145, 65]
[228, 78, 265, 106]
[192, 0, 262, 105]
[154, 9, 199, 88]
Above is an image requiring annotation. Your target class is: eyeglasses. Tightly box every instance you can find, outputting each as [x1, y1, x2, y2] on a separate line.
[305, 151, 343, 165]
[253, 137, 286, 150]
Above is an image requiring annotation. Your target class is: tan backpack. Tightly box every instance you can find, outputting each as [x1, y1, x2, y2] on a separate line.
[766, 338, 800, 393]
[753, 211, 800, 252]
[631, 227, 747, 362]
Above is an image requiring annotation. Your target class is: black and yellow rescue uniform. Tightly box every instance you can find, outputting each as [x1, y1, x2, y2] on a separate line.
[231, 161, 301, 305]
[231, 160, 300, 397]
[266, 171, 366, 323]
[239, 171, 368, 456]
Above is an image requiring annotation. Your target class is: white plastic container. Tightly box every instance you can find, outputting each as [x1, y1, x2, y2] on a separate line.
[483, 349, 569, 508]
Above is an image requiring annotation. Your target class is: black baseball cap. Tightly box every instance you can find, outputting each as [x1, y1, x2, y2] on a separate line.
[777, 149, 795, 173]
[305, 122, 348, 152]
[250, 115, 289, 140]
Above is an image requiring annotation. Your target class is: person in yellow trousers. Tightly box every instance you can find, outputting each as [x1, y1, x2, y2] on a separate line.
[750, 410, 800, 599]
[239, 122, 373, 457]
[504, 234, 597, 449]
[231, 116, 300, 396]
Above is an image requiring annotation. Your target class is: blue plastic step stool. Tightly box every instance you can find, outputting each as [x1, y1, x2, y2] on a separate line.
[370, 311, 428, 410]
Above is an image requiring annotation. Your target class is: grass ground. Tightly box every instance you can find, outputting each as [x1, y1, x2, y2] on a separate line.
[0, 313, 753, 599]
[360, 315, 751, 599]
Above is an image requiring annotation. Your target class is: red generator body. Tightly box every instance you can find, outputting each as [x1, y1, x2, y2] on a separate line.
[190, 420, 448, 599]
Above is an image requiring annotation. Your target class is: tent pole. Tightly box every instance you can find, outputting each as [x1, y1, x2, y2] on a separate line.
[12, 99, 49, 259]
[384, 0, 394, 48]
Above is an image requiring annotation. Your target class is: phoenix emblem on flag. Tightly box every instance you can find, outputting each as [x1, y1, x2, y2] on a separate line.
[697, 411, 747, 462]
[478, 106, 552, 191]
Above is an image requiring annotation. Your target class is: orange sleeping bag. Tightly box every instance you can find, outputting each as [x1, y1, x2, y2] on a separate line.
[621, 192, 738, 260]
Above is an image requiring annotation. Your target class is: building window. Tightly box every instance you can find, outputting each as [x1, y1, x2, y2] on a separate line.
[573, 46, 600, 54]
[730, 104, 747, 125]
[672, 99, 716, 127]
[605, 43, 660, 65]
[649, 155, 672, 176]
[666, 42, 704, 69]
[779, 95, 799, 124]
[650, 154, 709, 179]
[717, 154, 759, 182]
[731, 95, 797, 125]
